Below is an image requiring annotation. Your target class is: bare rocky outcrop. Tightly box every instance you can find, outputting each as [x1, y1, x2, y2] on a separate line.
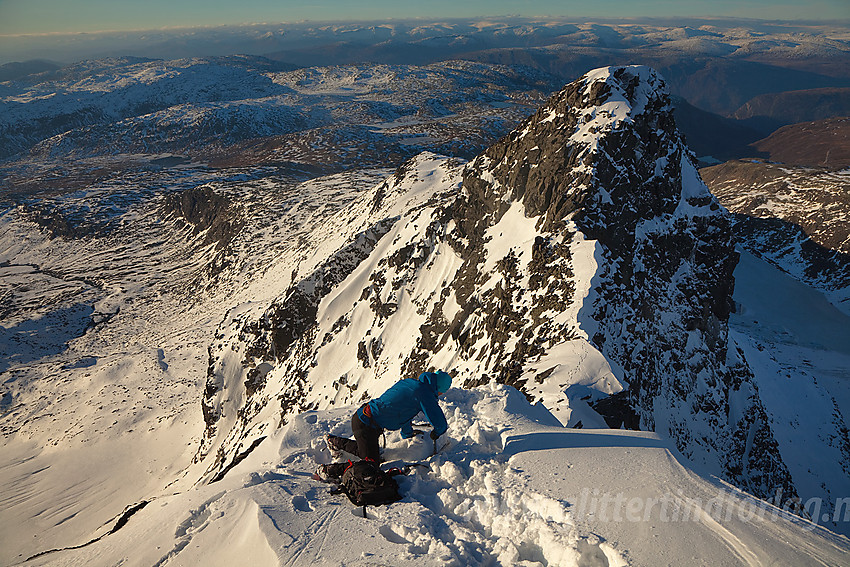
[160, 186, 244, 250]
[442, 66, 794, 500]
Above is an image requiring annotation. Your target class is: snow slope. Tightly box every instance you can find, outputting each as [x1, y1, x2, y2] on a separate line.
[17, 384, 850, 567]
[3, 62, 850, 566]
[730, 250, 850, 534]
[0, 165, 391, 564]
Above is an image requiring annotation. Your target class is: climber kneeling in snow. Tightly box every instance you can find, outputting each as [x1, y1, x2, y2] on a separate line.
[316, 370, 451, 481]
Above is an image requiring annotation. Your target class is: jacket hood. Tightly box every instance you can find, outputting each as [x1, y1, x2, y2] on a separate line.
[420, 371, 452, 393]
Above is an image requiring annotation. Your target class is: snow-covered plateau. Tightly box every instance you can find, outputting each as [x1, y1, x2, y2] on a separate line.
[1, 62, 849, 566]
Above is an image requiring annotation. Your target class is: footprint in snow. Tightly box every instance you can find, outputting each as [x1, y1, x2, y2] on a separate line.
[576, 538, 609, 567]
[379, 525, 409, 544]
[291, 495, 312, 512]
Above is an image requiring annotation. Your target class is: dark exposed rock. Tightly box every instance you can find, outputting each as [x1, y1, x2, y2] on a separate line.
[160, 185, 244, 249]
[201, 345, 220, 430]
[245, 362, 274, 398]
[590, 391, 641, 430]
[447, 65, 795, 503]
[20, 203, 98, 239]
[208, 436, 267, 483]
[196, 215, 398, 467]
[240, 218, 396, 365]
[357, 340, 371, 368]
[17, 191, 143, 239]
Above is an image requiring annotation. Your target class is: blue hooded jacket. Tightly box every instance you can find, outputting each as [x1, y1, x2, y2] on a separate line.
[359, 372, 448, 438]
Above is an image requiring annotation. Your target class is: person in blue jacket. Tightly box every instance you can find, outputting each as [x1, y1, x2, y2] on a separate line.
[323, 370, 452, 466]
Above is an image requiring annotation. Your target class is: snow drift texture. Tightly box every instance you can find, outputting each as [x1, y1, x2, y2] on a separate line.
[21, 382, 850, 566]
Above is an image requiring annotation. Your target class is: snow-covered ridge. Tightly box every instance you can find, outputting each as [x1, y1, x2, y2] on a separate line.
[450, 66, 799, 507]
[3, 62, 850, 565]
[194, 65, 836, 535]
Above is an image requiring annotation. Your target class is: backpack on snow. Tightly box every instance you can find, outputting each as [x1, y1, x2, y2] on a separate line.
[332, 459, 402, 507]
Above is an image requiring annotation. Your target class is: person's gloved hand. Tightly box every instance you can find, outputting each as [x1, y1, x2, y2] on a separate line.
[430, 430, 440, 441]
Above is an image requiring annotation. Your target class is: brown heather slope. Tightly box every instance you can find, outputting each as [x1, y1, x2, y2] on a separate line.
[701, 159, 850, 255]
[750, 117, 850, 169]
[733, 87, 850, 126]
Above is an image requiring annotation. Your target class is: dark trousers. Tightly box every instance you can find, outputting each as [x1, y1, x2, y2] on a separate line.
[330, 412, 382, 461]
[326, 413, 383, 478]
[351, 412, 382, 462]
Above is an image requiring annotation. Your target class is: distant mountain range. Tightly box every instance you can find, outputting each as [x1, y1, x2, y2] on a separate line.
[4, 18, 850, 115]
[3, 18, 849, 178]
[0, 57, 558, 190]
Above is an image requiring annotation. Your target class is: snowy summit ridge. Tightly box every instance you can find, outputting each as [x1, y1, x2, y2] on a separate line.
[3, 63, 850, 565]
[448, 65, 790, 500]
[201, 65, 799, 511]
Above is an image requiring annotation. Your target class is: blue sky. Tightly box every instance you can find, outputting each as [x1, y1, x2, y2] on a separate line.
[1, 0, 848, 34]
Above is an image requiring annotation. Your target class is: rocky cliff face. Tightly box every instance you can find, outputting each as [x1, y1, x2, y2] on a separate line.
[446, 66, 794, 498]
[702, 159, 850, 527]
[198, 66, 798, 504]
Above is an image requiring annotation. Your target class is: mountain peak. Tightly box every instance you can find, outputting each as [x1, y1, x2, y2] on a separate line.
[572, 65, 669, 114]
[198, 65, 795, 523]
[457, 65, 696, 246]
[451, 66, 793, 502]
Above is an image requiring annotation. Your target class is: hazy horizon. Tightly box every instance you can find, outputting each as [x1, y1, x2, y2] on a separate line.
[2, 14, 849, 67]
[3, 0, 848, 35]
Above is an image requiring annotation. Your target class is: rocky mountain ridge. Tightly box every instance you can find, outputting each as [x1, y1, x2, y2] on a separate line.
[2, 60, 849, 557]
[197, 66, 814, 516]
